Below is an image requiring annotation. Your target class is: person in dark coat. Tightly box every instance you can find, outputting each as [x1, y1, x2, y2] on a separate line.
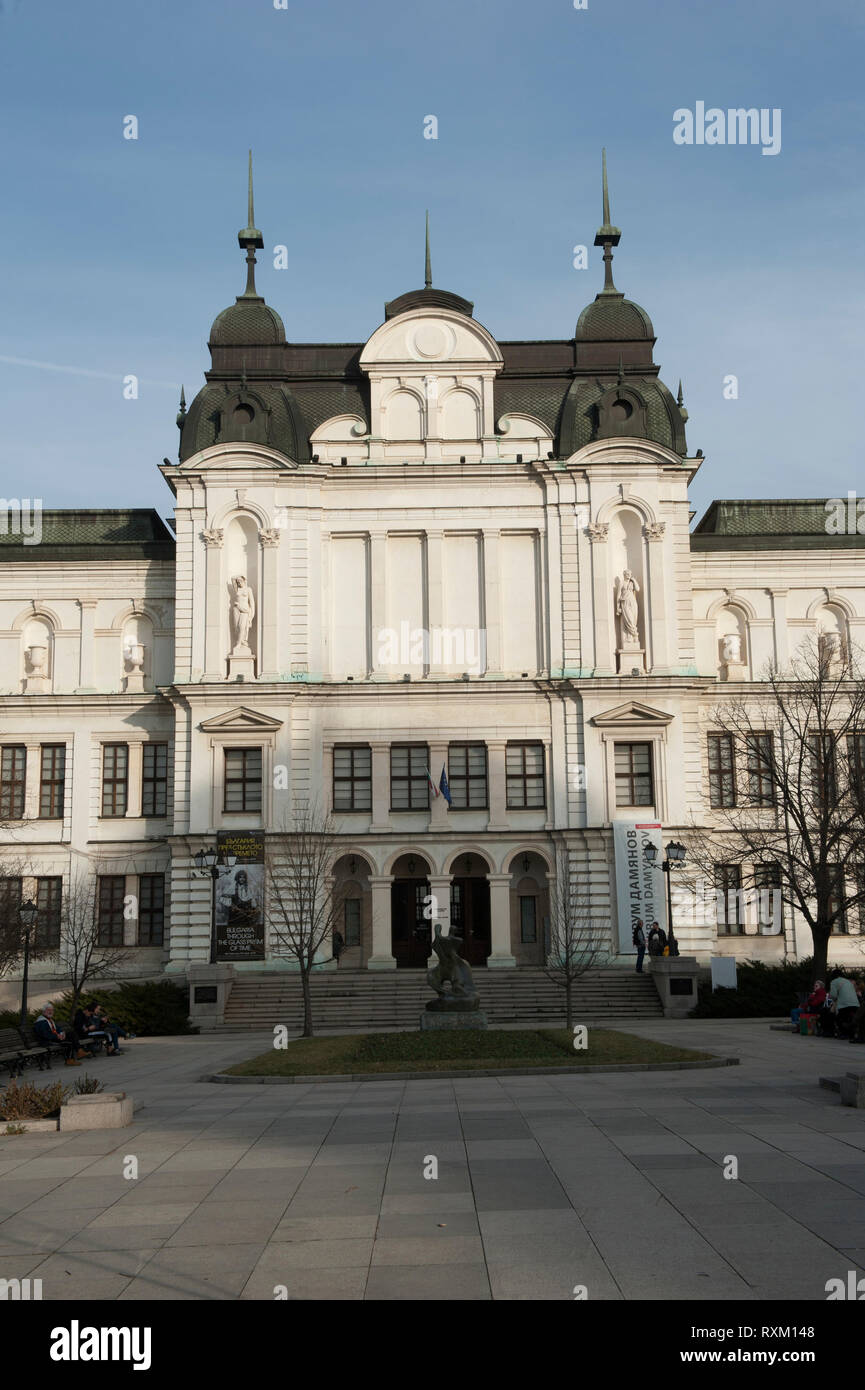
[33, 1004, 88, 1065]
[647, 923, 663, 956]
[632, 919, 646, 973]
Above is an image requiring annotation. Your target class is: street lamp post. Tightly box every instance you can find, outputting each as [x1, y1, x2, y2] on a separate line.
[644, 841, 686, 958]
[193, 847, 237, 964]
[18, 898, 38, 1028]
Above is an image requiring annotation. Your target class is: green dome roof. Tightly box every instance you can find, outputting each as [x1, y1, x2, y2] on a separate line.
[209, 295, 286, 347]
[576, 293, 654, 341]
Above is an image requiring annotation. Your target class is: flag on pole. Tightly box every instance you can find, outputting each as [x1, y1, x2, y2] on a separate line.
[426, 766, 440, 798]
[439, 764, 452, 805]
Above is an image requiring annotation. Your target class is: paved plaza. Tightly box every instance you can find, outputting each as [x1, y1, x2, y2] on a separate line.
[1, 1020, 864, 1300]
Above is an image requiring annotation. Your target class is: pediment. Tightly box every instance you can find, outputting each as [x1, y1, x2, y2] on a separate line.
[180, 442, 298, 473]
[199, 706, 284, 733]
[360, 308, 503, 370]
[590, 700, 674, 728]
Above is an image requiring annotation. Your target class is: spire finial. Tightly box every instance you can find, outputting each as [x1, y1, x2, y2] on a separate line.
[424, 210, 432, 289]
[593, 147, 622, 295]
[602, 148, 611, 227]
[677, 379, 684, 407]
[238, 149, 264, 299]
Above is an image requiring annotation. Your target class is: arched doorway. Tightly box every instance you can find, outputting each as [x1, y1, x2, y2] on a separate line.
[331, 854, 372, 968]
[450, 852, 491, 967]
[508, 850, 550, 966]
[390, 853, 431, 968]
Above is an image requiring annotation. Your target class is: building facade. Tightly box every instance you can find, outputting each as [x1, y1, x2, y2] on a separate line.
[2, 165, 863, 1004]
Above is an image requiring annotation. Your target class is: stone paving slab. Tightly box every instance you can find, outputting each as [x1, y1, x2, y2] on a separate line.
[1, 1022, 865, 1300]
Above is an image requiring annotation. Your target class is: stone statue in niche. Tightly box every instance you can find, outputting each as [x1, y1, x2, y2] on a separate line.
[230, 576, 256, 654]
[819, 629, 844, 673]
[615, 570, 641, 645]
[721, 633, 743, 667]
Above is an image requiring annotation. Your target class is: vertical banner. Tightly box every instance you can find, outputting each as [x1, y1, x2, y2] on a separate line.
[215, 831, 265, 961]
[612, 821, 667, 953]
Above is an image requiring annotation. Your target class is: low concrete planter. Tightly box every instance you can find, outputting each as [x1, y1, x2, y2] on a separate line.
[1, 1116, 59, 1133]
[59, 1092, 134, 1130]
[205, 1057, 739, 1085]
[1, 1092, 134, 1133]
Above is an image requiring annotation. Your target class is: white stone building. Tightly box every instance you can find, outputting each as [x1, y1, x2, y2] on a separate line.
[1, 165, 863, 1006]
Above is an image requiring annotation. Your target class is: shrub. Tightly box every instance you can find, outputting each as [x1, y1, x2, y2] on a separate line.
[52, 980, 192, 1036]
[74, 1075, 104, 1095]
[0, 1080, 71, 1120]
[690, 957, 853, 1017]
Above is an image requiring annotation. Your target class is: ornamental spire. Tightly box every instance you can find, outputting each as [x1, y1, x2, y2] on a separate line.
[424, 210, 432, 289]
[593, 148, 622, 295]
[238, 149, 264, 299]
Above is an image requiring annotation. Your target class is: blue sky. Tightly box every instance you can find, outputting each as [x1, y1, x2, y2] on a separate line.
[0, 0, 862, 521]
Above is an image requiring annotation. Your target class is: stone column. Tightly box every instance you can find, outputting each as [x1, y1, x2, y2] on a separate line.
[645, 523, 669, 672]
[367, 874, 396, 969]
[126, 742, 144, 818]
[487, 873, 516, 968]
[76, 599, 97, 692]
[369, 741, 391, 832]
[123, 873, 138, 947]
[770, 588, 790, 669]
[202, 528, 224, 681]
[482, 529, 500, 675]
[487, 740, 508, 831]
[426, 529, 444, 675]
[428, 739, 449, 827]
[370, 531, 387, 674]
[588, 524, 614, 676]
[24, 743, 41, 819]
[259, 528, 281, 680]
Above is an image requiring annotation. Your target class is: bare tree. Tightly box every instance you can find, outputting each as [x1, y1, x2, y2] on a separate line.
[543, 849, 607, 1030]
[54, 861, 134, 1019]
[687, 636, 865, 985]
[0, 859, 52, 981]
[265, 805, 345, 1037]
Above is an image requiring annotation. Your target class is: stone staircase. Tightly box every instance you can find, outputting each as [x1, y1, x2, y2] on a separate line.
[220, 967, 664, 1032]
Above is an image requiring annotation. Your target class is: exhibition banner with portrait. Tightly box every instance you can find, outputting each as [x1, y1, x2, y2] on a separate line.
[215, 830, 266, 961]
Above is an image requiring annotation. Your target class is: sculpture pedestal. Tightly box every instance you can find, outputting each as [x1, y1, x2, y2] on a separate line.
[420, 1011, 488, 1031]
[228, 651, 256, 681]
[617, 645, 645, 675]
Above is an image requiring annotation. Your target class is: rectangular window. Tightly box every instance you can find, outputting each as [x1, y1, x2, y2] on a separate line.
[848, 734, 865, 806]
[506, 742, 546, 809]
[0, 876, 23, 930]
[715, 864, 744, 935]
[35, 876, 62, 949]
[98, 875, 126, 946]
[333, 745, 372, 812]
[707, 734, 736, 809]
[138, 873, 165, 946]
[746, 733, 775, 807]
[448, 743, 488, 809]
[101, 744, 128, 818]
[141, 744, 168, 817]
[0, 746, 26, 820]
[614, 742, 654, 807]
[519, 895, 537, 943]
[829, 864, 847, 935]
[808, 733, 836, 810]
[390, 744, 429, 811]
[343, 897, 361, 946]
[753, 862, 781, 930]
[39, 745, 66, 819]
[224, 748, 262, 812]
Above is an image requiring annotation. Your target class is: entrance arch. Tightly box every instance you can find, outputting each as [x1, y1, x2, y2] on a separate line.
[390, 852, 432, 968]
[506, 850, 551, 966]
[448, 851, 492, 967]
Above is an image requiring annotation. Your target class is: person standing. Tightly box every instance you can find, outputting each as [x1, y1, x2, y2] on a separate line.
[829, 971, 859, 1039]
[632, 919, 646, 974]
[647, 922, 662, 957]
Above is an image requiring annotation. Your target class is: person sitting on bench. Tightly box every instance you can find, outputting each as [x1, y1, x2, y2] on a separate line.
[73, 1003, 107, 1055]
[92, 1003, 133, 1054]
[33, 1004, 88, 1066]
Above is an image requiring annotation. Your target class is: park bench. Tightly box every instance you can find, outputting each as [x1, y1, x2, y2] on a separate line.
[17, 1024, 55, 1069]
[0, 1027, 48, 1077]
